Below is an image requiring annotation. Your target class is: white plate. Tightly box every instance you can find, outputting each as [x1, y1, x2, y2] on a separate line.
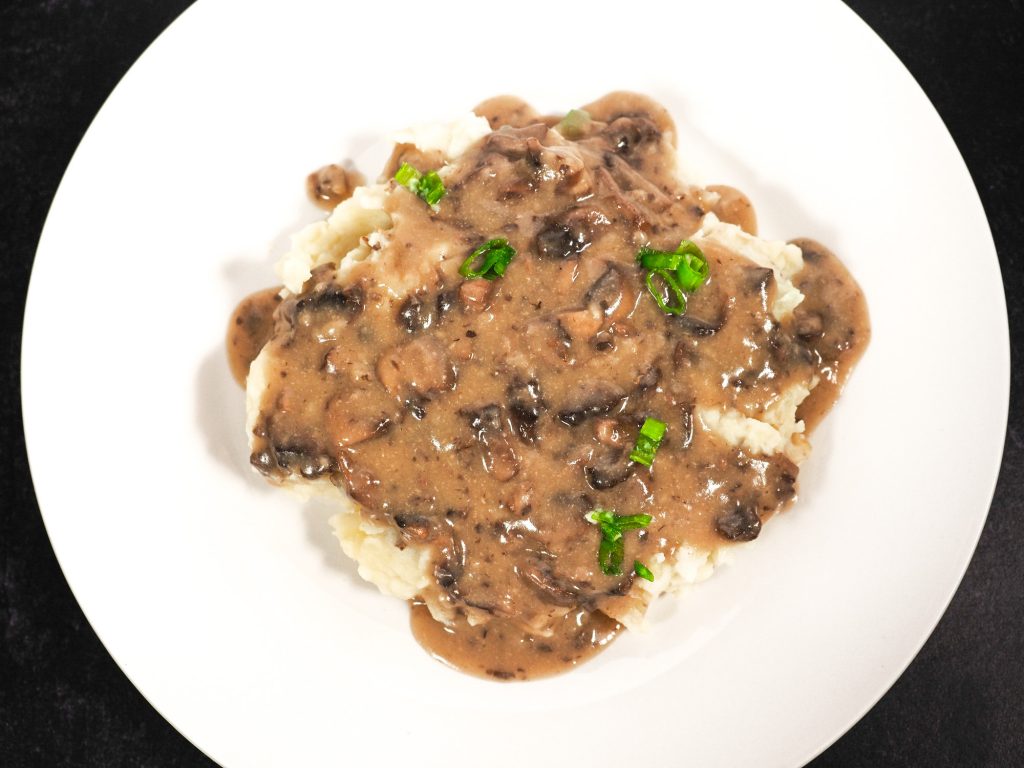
[22, 1, 1008, 766]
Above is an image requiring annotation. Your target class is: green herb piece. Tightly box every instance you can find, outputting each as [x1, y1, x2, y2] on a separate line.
[599, 536, 625, 576]
[394, 162, 446, 206]
[674, 241, 709, 292]
[585, 509, 653, 576]
[556, 108, 592, 139]
[645, 268, 687, 315]
[394, 162, 420, 188]
[634, 560, 655, 582]
[629, 417, 667, 467]
[636, 240, 709, 314]
[417, 170, 446, 205]
[459, 238, 517, 280]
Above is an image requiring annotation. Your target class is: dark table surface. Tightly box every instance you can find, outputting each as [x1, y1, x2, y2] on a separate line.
[2, 1, 1021, 766]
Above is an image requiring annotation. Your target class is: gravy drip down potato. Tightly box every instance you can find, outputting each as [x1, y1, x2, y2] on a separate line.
[227, 93, 869, 680]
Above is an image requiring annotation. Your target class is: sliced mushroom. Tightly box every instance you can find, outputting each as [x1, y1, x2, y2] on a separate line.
[583, 446, 634, 490]
[557, 385, 626, 426]
[473, 95, 541, 130]
[507, 378, 545, 443]
[396, 294, 435, 332]
[393, 513, 436, 543]
[295, 282, 363, 316]
[603, 115, 661, 157]
[376, 336, 455, 398]
[435, 288, 457, 319]
[715, 504, 762, 541]
[557, 306, 603, 344]
[306, 164, 364, 211]
[324, 387, 395, 447]
[249, 440, 333, 480]
[435, 529, 468, 599]
[581, 91, 677, 137]
[482, 124, 550, 159]
[481, 431, 520, 481]
[458, 279, 494, 311]
[519, 557, 584, 608]
[534, 207, 598, 259]
[331, 457, 383, 509]
[463, 404, 520, 481]
[464, 404, 503, 434]
[593, 417, 629, 448]
[679, 405, 695, 450]
[585, 265, 636, 324]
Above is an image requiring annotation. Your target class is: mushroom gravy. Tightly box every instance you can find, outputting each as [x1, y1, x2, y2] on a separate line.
[227, 93, 869, 681]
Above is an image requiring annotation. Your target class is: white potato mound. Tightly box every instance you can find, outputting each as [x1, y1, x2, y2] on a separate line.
[247, 116, 816, 632]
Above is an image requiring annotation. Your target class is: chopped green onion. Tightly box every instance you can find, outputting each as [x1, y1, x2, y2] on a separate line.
[556, 108, 592, 139]
[585, 509, 653, 576]
[634, 560, 654, 582]
[394, 162, 419, 187]
[637, 246, 681, 271]
[394, 162, 446, 207]
[637, 240, 708, 314]
[599, 536, 625, 576]
[674, 241, 709, 292]
[459, 238, 517, 280]
[417, 170, 446, 205]
[629, 417, 667, 467]
[645, 268, 687, 315]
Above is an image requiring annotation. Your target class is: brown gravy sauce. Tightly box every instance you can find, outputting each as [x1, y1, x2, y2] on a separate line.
[226, 286, 282, 387]
[306, 164, 365, 211]
[228, 93, 869, 681]
[410, 601, 619, 681]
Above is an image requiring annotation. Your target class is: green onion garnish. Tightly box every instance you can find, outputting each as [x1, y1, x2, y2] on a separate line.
[629, 417, 667, 467]
[459, 238, 517, 281]
[417, 171, 446, 205]
[585, 509, 653, 576]
[394, 162, 419, 187]
[637, 240, 709, 314]
[645, 269, 687, 315]
[556, 108, 592, 139]
[674, 241, 709, 291]
[634, 560, 654, 582]
[394, 162, 446, 206]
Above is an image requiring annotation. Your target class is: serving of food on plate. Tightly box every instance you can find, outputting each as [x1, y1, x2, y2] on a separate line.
[227, 92, 868, 680]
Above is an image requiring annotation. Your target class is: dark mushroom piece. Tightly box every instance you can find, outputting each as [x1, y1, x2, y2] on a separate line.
[396, 294, 436, 332]
[462, 405, 520, 481]
[295, 282, 364, 316]
[393, 513, 436, 543]
[324, 386, 396, 447]
[434, 527, 468, 600]
[376, 336, 455, 399]
[679, 405, 695, 450]
[435, 288, 457, 319]
[581, 91, 677, 137]
[583, 446, 634, 490]
[519, 557, 584, 608]
[506, 379, 544, 443]
[273, 444, 334, 479]
[603, 116, 661, 157]
[534, 207, 597, 259]
[473, 95, 541, 130]
[556, 385, 626, 426]
[715, 504, 762, 541]
[584, 265, 636, 324]
[306, 164, 364, 211]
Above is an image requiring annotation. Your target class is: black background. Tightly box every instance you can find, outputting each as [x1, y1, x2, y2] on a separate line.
[1, 1, 1021, 765]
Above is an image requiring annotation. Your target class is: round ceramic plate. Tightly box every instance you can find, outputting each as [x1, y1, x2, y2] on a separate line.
[22, 1, 1008, 766]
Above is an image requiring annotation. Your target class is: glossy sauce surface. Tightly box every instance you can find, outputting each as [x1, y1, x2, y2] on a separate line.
[230, 93, 869, 680]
